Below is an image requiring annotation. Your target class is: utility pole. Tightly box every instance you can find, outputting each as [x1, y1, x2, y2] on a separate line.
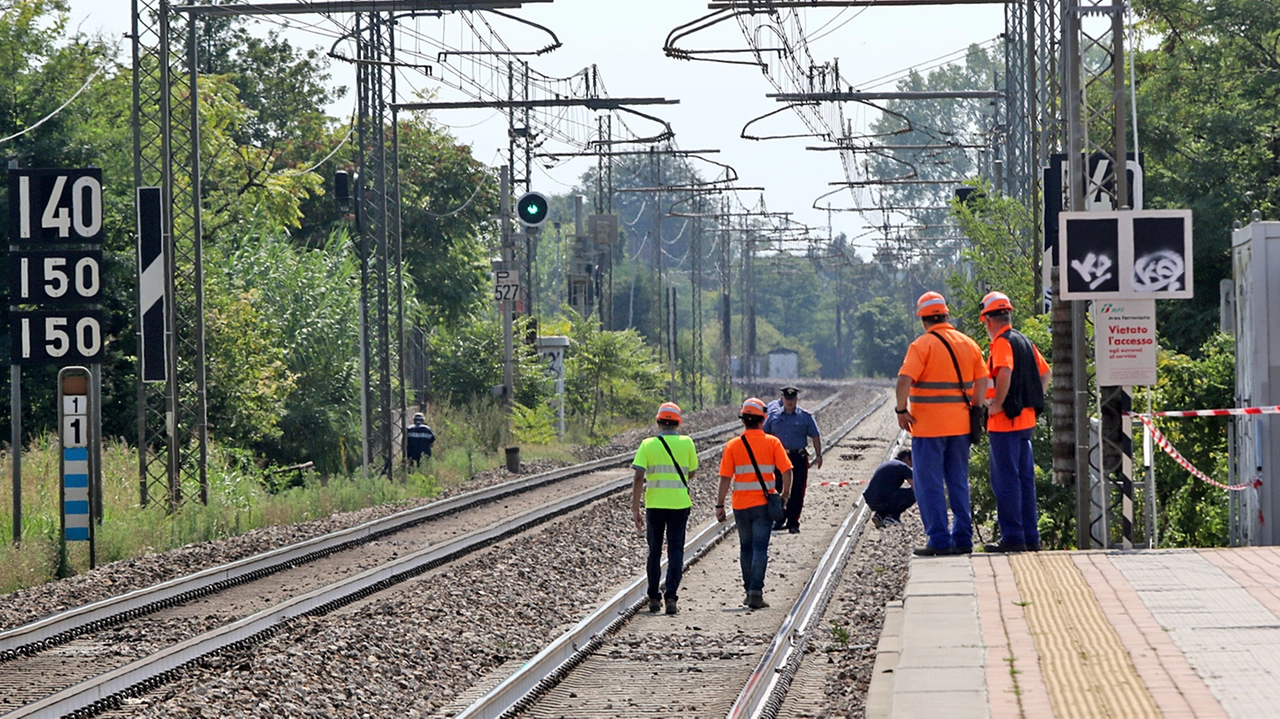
[501, 166, 515, 410]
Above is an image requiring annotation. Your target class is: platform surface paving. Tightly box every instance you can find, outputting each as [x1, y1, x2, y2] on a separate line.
[871, 547, 1280, 718]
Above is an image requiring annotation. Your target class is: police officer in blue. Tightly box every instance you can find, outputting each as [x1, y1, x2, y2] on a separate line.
[406, 412, 436, 464]
[762, 386, 822, 533]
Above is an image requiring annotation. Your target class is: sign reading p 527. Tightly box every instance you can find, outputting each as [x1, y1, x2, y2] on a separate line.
[7, 168, 104, 244]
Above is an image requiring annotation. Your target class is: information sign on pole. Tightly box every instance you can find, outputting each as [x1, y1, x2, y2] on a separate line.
[58, 367, 95, 564]
[587, 214, 618, 247]
[493, 266, 520, 303]
[8, 249, 103, 305]
[136, 186, 168, 382]
[9, 309, 105, 365]
[1059, 209, 1193, 300]
[1093, 300, 1158, 386]
[7, 168, 105, 245]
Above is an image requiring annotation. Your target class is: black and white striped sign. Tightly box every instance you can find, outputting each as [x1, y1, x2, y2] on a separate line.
[136, 187, 168, 382]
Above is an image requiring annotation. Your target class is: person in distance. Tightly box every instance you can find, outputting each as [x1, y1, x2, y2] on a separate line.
[894, 291, 988, 557]
[406, 412, 436, 465]
[631, 402, 699, 615]
[715, 398, 793, 609]
[865, 449, 916, 529]
[763, 386, 823, 534]
[978, 292, 1050, 554]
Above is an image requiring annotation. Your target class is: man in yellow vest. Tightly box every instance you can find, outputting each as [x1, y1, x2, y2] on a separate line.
[631, 402, 699, 615]
[895, 291, 989, 556]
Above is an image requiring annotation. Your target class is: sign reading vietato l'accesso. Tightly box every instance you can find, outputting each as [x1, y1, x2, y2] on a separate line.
[1093, 300, 1158, 386]
[1059, 209, 1193, 300]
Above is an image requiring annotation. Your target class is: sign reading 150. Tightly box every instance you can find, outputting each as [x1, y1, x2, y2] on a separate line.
[7, 168, 104, 244]
[9, 310, 104, 364]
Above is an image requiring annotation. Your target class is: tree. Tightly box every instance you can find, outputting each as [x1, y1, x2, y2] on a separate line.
[564, 316, 665, 436]
[946, 179, 1036, 335]
[1132, 0, 1280, 353]
[852, 298, 914, 378]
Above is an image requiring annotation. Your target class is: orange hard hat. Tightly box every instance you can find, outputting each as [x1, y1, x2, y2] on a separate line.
[740, 397, 768, 418]
[980, 291, 1014, 316]
[916, 291, 949, 317]
[656, 402, 682, 424]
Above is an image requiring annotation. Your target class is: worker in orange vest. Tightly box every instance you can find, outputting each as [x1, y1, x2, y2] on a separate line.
[979, 291, 1050, 553]
[715, 398, 793, 609]
[895, 291, 989, 556]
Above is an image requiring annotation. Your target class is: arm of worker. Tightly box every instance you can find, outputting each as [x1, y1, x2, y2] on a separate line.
[630, 468, 646, 532]
[811, 436, 823, 469]
[989, 366, 1012, 408]
[972, 374, 990, 407]
[715, 475, 732, 523]
[895, 374, 915, 430]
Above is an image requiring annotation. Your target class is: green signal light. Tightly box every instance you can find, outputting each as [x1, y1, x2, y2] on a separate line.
[516, 191, 549, 227]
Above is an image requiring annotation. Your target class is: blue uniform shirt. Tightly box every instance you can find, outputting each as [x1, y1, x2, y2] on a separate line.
[763, 407, 820, 451]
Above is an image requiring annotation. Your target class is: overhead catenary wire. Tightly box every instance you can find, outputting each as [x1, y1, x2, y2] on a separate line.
[0, 65, 104, 145]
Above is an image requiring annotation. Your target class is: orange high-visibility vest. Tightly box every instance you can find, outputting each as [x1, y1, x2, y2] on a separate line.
[898, 323, 987, 438]
[719, 429, 793, 510]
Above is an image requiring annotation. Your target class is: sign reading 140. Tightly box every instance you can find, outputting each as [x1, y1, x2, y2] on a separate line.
[8, 168, 104, 244]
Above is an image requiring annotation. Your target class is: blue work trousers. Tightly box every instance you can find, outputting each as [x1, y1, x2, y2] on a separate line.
[646, 507, 690, 600]
[988, 429, 1040, 546]
[912, 434, 973, 550]
[734, 504, 773, 592]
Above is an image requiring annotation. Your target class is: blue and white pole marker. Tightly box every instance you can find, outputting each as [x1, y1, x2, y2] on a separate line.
[58, 368, 93, 550]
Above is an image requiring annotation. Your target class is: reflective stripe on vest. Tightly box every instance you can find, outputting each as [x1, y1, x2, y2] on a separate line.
[908, 328, 979, 406]
[640, 437, 693, 509]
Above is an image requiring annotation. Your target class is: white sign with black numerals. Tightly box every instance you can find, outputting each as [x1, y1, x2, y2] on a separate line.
[493, 269, 520, 303]
[7, 168, 104, 244]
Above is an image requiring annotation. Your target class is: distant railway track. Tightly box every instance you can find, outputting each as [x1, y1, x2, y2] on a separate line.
[452, 393, 898, 719]
[1, 392, 852, 718]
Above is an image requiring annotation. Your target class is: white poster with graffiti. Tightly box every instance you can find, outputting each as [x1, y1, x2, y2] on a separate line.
[1059, 209, 1193, 300]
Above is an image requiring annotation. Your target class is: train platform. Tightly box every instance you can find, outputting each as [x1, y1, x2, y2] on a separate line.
[867, 547, 1280, 718]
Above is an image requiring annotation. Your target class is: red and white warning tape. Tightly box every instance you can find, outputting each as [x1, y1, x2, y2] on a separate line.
[1134, 414, 1259, 492]
[816, 480, 865, 487]
[1127, 405, 1280, 418]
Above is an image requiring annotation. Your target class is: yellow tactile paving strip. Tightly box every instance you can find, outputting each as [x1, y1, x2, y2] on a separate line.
[1009, 553, 1161, 719]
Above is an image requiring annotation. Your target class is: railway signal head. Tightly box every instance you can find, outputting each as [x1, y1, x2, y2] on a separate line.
[516, 191, 549, 228]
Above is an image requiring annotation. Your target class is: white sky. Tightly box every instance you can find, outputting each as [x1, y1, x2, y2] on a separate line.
[67, 0, 1003, 247]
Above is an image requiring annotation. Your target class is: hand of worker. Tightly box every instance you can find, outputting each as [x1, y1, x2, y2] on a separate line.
[813, 454, 823, 470]
[715, 505, 727, 523]
[632, 507, 644, 532]
[896, 409, 915, 431]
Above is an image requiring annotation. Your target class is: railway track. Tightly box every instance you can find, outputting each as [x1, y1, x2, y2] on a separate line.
[449, 394, 902, 719]
[0, 391, 862, 718]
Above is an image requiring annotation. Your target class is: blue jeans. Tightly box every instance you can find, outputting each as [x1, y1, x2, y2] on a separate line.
[912, 434, 973, 550]
[734, 504, 773, 592]
[989, 429, 1040, 546]
[646, 507, 690, 600]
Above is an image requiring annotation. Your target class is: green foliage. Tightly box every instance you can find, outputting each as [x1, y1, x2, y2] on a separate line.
[852, 298, 914, 377]
[947, 179, 1037, 335]
[564, 316, 666, 436]
[1132, 0, 1280, 352]
[1149, 333, 1235, 546]
[206, 231, 363, 473]
[427, 315, 551, 410]
[511, 402, 558, 445]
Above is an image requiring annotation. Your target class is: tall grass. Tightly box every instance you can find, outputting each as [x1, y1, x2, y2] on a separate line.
[0, 426, 519, 595]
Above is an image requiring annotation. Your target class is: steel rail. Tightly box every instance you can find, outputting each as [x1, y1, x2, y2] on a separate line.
[2, 393, 845, 716]
[454, 391, 887, 719]
[6, 473, 643, 719]
[728, 406, 903, 719]
[0, 409, 776, 662]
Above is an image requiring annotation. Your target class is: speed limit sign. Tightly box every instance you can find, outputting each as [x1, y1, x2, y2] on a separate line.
[7, 168, 104, 244]
[9, 310, 105, 365]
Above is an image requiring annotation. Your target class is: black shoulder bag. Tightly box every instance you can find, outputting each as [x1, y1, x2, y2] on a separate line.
[655, 436, 689, 492]
[741, 436, 785, 522]
[933, 332, 986, 444]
